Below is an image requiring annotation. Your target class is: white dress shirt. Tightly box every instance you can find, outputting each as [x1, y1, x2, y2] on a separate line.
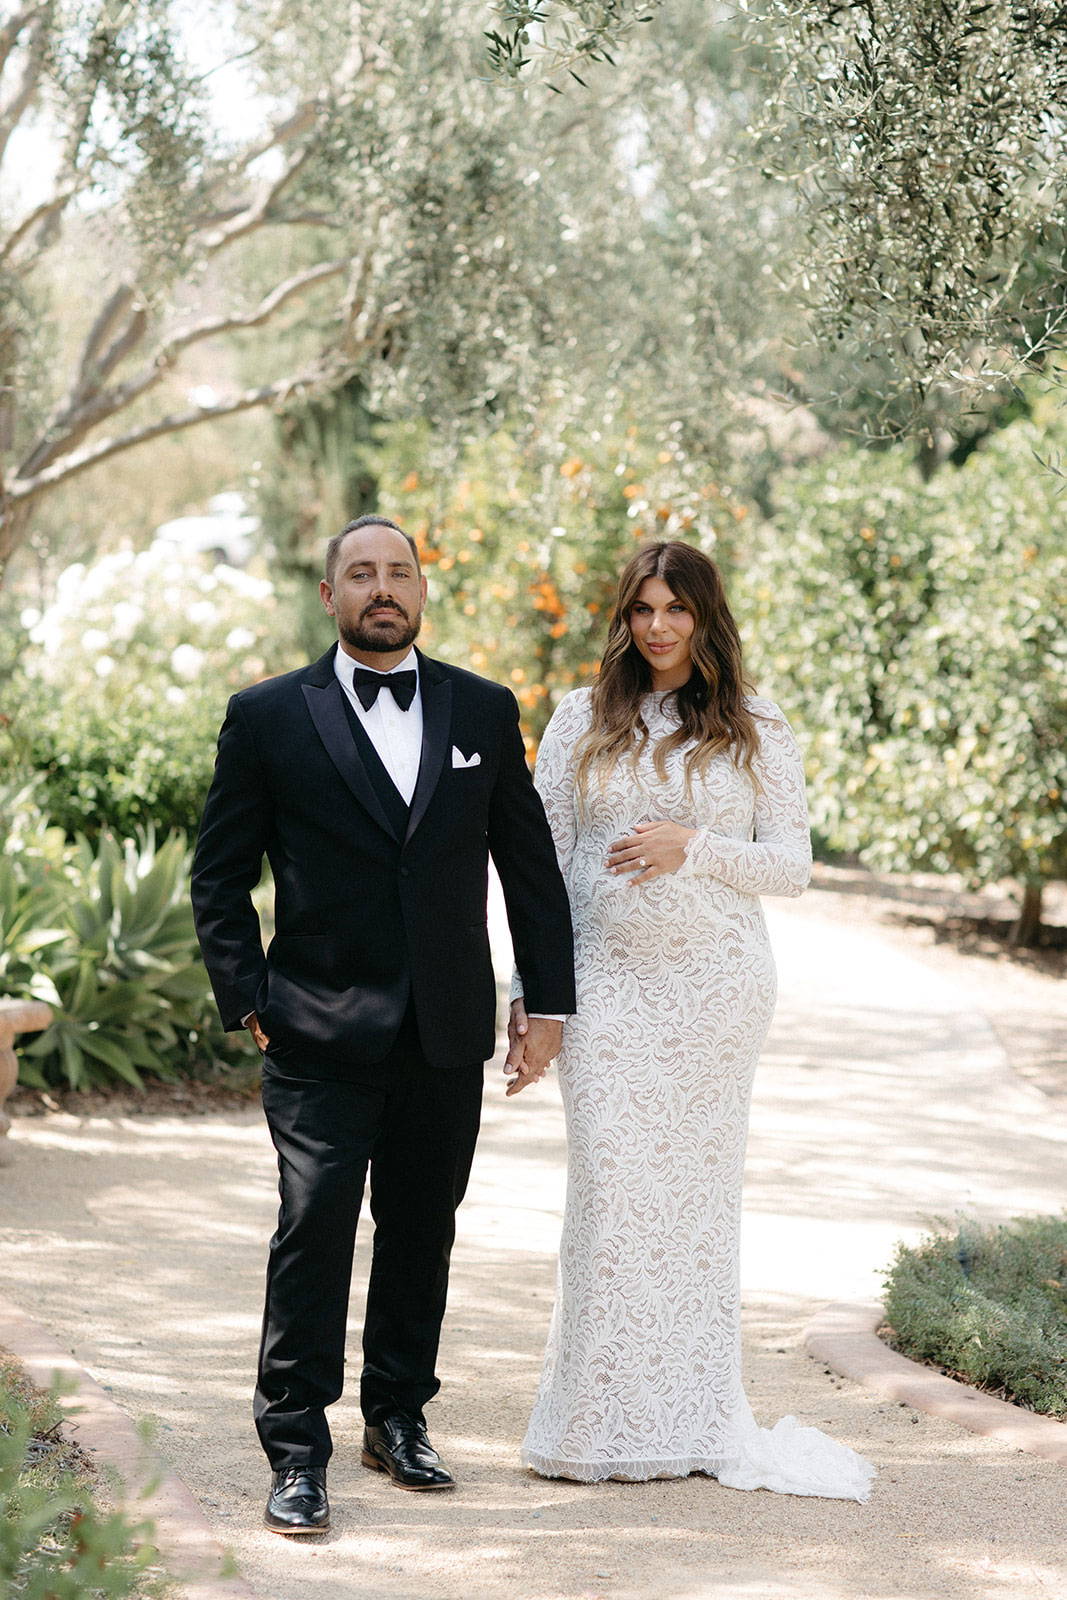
[333, 645, 422, 804]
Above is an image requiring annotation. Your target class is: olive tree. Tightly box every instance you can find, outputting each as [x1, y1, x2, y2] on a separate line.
[493, 1, 1067, 440]
[0, 0, 686, 576]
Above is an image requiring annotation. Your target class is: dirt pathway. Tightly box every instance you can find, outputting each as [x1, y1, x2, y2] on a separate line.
[1, 904, 1064, 1600]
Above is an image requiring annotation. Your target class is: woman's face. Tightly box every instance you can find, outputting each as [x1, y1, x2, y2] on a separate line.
[628, 576, 695, 688]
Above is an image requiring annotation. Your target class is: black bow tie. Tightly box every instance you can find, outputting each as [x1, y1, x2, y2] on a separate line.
[350, 666, 417, 712]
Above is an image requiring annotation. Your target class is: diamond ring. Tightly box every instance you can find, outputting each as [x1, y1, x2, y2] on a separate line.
[638, 857, 647, 868]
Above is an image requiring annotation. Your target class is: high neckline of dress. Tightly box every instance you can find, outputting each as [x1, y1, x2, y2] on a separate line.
[642, 690, 680, 717]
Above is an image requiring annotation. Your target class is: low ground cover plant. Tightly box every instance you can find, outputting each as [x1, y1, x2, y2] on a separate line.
[0, 1353, 161, 1597]
[883, 1215, 1067, 1416]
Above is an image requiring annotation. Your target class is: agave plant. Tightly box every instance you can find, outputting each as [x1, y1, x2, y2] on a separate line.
[0, 854, 67, 1004]
[17, 828, 237, 1091]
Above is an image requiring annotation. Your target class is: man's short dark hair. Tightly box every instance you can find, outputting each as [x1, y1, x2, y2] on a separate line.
[325, 515, 421, 585]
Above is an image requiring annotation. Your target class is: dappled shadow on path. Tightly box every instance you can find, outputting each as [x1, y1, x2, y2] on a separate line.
[1, 1065, 1064, 1599]
[6, 1100, 1062, 1600]
[3, 896, 1067, 1599]
[748, 1001, 1066, 1233]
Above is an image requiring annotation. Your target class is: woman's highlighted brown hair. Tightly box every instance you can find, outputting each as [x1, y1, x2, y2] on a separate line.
[574, 541, 760, 800]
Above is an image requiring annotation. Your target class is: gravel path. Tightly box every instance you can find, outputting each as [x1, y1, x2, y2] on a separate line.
[2, 903, 1065, 1600]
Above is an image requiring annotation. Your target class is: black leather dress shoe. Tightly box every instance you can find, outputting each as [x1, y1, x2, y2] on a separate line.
[264, 1465, 330, 1534]
[362, 1415, 455, 1490]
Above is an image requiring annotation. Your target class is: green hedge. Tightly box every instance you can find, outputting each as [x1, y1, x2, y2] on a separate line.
[740, 401, 1067, 928]
[17, 691, 219, 841]
[883, 1216, 1067, 1416]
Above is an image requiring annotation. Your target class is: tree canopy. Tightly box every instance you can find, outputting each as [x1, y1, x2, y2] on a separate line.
[490, 0, 1067, 435]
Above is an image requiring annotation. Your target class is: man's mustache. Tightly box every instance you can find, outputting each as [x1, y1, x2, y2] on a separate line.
[362, 600, 407, 620]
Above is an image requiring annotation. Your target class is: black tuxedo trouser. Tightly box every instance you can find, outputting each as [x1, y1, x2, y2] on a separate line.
[253, 1008, 484, 1469]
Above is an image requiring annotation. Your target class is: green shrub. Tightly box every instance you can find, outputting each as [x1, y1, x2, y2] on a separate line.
[18, 693, 223, 841]
[16, 543, 301, 839]
[0, 1354, 161, 1598]
[883, 1215, 1067, 1416]
[740, 399, 1067, 933]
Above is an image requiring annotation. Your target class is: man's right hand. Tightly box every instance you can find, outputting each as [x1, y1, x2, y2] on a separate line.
[245, 1012, 271, 1053]
[504, 1001, 562, 1096]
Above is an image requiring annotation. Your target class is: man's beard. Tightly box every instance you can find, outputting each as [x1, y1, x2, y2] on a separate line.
[339, 604, 422, 655]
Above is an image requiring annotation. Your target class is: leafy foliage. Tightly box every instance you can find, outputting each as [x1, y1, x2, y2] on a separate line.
[14, 543, 299, 837]
[484, 0, 666, 84]
[0, 1356, 161, 1598]
[740, 398, 1067, 925]
[374, 414, 749, 742]
[0, 785, 244, 1091]
[883, 1215, 1067, 1417]
[741, 0, 1067, 419]
[1, 0, 743, 572]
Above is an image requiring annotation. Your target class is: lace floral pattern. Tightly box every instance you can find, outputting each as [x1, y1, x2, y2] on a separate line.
[518, 689, 874, 1501]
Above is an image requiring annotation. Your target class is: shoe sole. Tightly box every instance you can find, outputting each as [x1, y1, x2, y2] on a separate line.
[360, 1449, 456, 1490]
[264, 1519, 331, 1535]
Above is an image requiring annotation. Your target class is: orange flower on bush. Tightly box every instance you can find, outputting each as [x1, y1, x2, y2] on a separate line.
[529, 574, 565, 618]
[560, 458, 584, 478]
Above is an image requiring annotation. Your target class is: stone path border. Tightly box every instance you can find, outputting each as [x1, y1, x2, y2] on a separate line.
[0, 1295, 258, 1600]
[805, 1301, 1067, 1466]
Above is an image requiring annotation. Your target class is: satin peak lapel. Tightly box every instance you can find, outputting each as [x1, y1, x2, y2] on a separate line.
[302, 676, 401, 841]
[405, 667, 452, 844]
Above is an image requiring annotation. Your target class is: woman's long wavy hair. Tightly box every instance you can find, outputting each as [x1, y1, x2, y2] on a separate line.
[574, 541, 760, 801]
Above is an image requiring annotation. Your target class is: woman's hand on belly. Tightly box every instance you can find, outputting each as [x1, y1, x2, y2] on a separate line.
[605, 819, 697, 885]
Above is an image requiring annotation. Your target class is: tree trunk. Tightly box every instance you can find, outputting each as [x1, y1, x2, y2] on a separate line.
[1011, 880, 1044, 948]
[0, 493, 32, 585]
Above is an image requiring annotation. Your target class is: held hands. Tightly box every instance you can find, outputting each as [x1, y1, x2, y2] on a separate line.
[605, 819, 697, 886]
[504, 1001, 562, 1097]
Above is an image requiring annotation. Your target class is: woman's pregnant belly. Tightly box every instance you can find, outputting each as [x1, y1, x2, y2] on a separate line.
[569, 852, 771, 978]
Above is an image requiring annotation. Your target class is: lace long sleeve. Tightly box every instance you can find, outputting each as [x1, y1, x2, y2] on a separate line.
[677, 700, 812, 897]
[511, 689, 587, 1001]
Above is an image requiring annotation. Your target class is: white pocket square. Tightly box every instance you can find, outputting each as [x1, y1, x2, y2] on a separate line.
[451, 746, 481, 769]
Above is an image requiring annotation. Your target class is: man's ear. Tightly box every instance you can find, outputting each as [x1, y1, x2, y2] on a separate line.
[320, 578, 335, 615]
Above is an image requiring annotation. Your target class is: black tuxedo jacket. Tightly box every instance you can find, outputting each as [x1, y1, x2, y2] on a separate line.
[191, 646, 575, 1070]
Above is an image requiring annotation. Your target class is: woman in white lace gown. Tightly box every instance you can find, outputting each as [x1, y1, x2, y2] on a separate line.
[511, 541, 874, 1501]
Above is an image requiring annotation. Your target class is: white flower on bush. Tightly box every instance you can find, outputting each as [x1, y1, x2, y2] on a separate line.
[19, 607, 41, 629]
[26, 542, 290, 695]
[110, 601, 143, 640]
[171, 643, 206, 680]
[95, 655, 116, 678]
[56, 563, 86, 598]
[215, 565, 273, 600]
[164, 685, 187, 705]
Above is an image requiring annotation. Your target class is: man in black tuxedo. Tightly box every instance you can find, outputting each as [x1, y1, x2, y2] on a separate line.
[192, 516, 574, 1534]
